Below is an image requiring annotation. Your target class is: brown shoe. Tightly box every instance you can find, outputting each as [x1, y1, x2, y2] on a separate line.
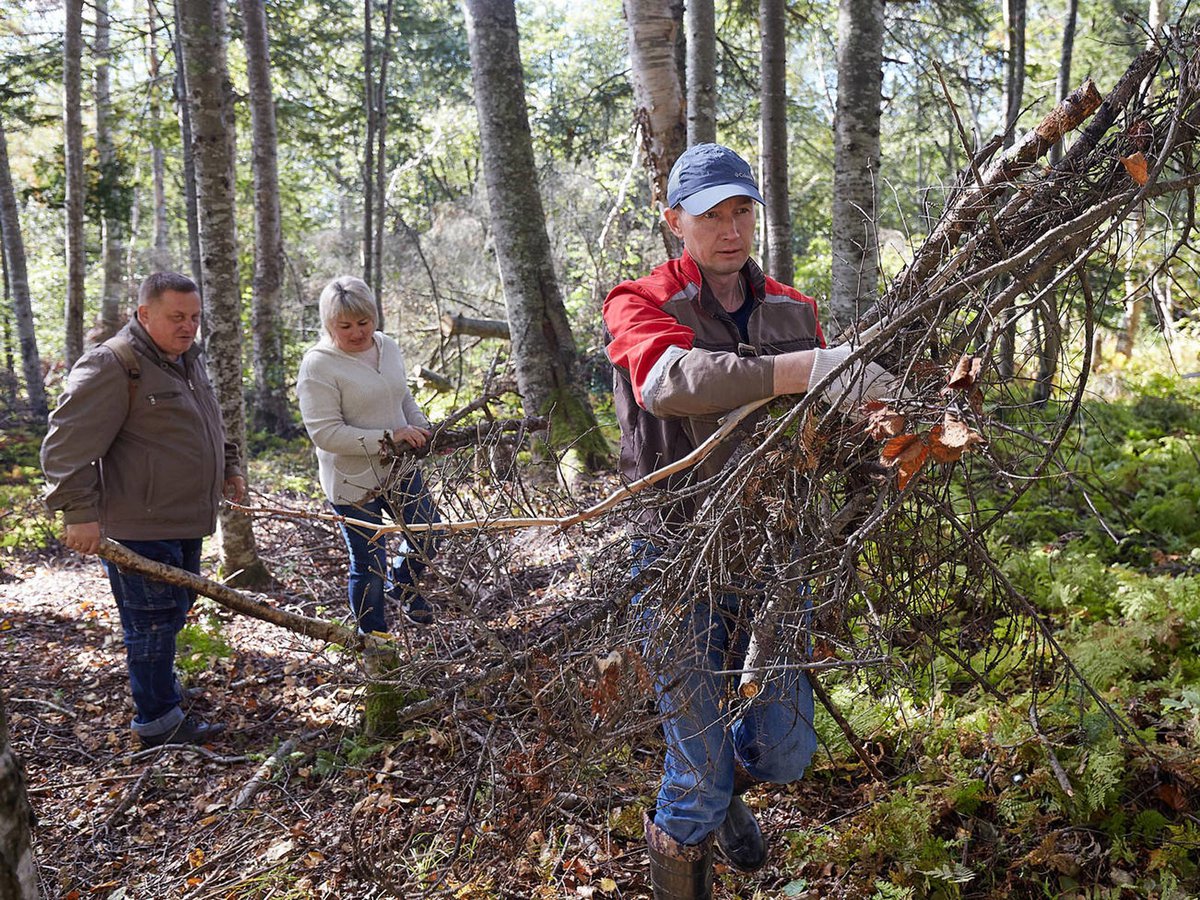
[139, 715, 226, 748]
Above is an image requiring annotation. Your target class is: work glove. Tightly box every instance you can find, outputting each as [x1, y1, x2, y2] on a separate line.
[809, 344, 900, 410]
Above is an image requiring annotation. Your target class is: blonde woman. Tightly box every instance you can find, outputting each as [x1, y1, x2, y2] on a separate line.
[297, 276, 439, 630]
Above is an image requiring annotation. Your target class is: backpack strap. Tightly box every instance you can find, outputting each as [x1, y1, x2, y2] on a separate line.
[102, 335, 141, 405]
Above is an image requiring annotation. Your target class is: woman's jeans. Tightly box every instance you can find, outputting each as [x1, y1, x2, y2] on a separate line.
[634, 541, 817, 847]
[102, 537, 202, 738]
[332, 468, 440, 634]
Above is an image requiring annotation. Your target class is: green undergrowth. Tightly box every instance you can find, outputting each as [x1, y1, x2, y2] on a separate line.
[781, 334, 1200, 898]
[0, 422, 52, 552]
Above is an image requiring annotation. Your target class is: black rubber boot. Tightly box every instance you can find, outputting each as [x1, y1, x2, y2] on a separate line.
[714, 795, 767, 871]
[645, 812, 714, 900]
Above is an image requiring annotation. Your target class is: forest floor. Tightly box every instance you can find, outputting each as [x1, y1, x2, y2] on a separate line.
[1, 481, 878, 900]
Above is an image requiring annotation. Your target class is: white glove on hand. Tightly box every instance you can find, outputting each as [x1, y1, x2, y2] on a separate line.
[809, 344, 898, 410]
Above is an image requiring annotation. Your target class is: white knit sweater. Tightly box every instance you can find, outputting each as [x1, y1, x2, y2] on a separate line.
[296, 332, 430, 504]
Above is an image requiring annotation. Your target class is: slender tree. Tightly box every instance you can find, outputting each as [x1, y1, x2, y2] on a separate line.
[0, 112, 46, 417]
[148, 0, 170, 267]
[1002, 0, 1027, 145]
[463, 0, 608, 469]
[622, 0, 686, 257]
[362, 0, 376, 308]
[0, 692, 39, 899]
[1050, 0, 1080, 165]
[829, 0, 884, 327]
[372, 0, 395, 308]
[760, 0, 792, 283]
[685, 0, 716, 145]
[172, 14, 203, 290]
[95, 0, 127, 343]
[177, 0, 269, 586]
[239, 0, 291, 434]
[63, 0, 86, 365]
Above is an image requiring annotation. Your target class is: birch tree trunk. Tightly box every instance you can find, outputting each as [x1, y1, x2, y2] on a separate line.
[239, 0, 291, 435]
[829, 0, 884, 327]
[362, 0, 376, 306]
[760, 0, 792, 284]
[685, 0, 716, 146]
[63, 0, 86, 366]
[177, 0, 269, 587]
[95, 0, 126, 345]
[463, 0, 608, 469]
[622, 0, 686, 258]
[372, 0, 395, 308]
[0, 114, 47, 417]
[172, 10, 203, 290]
[148, 0, 170, 267]
[0, 691, 39, 900]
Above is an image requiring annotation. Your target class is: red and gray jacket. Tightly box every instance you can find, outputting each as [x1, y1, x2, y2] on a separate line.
[604, 250, 824, 515]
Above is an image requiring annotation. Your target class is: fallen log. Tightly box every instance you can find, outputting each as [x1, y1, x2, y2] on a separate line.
[96, 538, 360, 647]
[440, 312, 510, 340]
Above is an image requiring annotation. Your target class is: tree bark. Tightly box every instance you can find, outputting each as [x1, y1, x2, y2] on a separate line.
[63, 0, 86, 366]
[0, 691, 39, 900]
[172, 9, 203, 291]
[0, 114, 47, 418]
[177, 0, 269, 587]
[362, 0, 376, 305]
[1002, 0, 1027, 145]
[94, 0, 126, 345]
[239, 0, 291, 435]
[760, 0, 792, 284]
[372, 0, 395, 308]
[148, 0, 170, 267]
[463, 0, 608, 469]
[1050, 0, 1079, 166]
[685, 0, 716, 145]
[622, 0, 686, 258]
[829, 0, 884, 328]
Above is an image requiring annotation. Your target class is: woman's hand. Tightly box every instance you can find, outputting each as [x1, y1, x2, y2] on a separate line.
[393, 425, 431, 449]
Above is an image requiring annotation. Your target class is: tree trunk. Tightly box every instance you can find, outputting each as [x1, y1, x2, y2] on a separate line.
[148, 0, 170, 267]
[1002, 0, 1027, 145]
[0, 691, 39, 900]
[622, 0, 686, 258]
[760, 0, 792, 284]
[372, 0, 395, 308]
[362, 0, 376, 305]
[63, 0, 86, 366]
[463, 0, 608, 470]
[829, 0, 884, 328]
[239, 0, 291, 435]
[95, 0, 126, 345]
[685, 0, 715, 145]
[172, 10, 203, 291]
[177, 0, 269, 587]
[0, 114, 47, 418]
[1050, 0, 1079, 165]
[1116, 0, 1167, 358]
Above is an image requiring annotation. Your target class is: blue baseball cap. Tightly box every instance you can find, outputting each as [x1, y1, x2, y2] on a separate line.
[666, 143, 764, 215]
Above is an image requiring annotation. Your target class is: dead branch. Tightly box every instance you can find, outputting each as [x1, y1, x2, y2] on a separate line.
[440, 312, 510, 340]
[230, 731, 319, 810]
[96, 538, 361, 647]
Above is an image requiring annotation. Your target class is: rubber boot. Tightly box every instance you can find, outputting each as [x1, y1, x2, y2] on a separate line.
[715, 765, 767, 871]
[644, 812, 714, 900]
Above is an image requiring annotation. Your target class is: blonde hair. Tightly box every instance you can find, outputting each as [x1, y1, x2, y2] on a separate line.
[318, 276, 377, 337]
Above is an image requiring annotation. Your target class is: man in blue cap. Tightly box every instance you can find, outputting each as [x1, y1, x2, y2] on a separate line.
[604, 144, 896, 898]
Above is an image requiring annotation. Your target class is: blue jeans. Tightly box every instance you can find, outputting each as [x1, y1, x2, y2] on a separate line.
[633, 541, 817, 846]
[332, 468, 440, 634]
[102, 537, 202, 738]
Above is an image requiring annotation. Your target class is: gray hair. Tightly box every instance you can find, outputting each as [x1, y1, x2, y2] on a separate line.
[318, 276, 377, 336]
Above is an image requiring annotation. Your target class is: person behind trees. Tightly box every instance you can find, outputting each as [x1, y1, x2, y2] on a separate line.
[296, 276, 441, 632]
[603, 143, 898, 898]
[40, 271, 245, 748]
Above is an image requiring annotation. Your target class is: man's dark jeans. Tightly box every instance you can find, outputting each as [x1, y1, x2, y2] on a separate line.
[102, 537, 202, 738]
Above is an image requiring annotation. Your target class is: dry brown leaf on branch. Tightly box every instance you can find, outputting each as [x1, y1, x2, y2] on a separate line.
[946, 355, 984, 391]
[1121, 151, 1150, 185]
[929, 412, 985, 464]
[862, 400, 908, 441]
[880, 433, 929, 489]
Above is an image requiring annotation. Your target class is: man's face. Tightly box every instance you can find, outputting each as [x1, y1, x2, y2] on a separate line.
[663, 194, 757, 277]
[138, 290, 202, 360]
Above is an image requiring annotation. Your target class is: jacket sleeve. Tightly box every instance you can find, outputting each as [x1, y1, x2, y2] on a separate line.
[603, 281, 775, 419]
[296, 355, 389, 455]
[40, 349, 131, 524]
